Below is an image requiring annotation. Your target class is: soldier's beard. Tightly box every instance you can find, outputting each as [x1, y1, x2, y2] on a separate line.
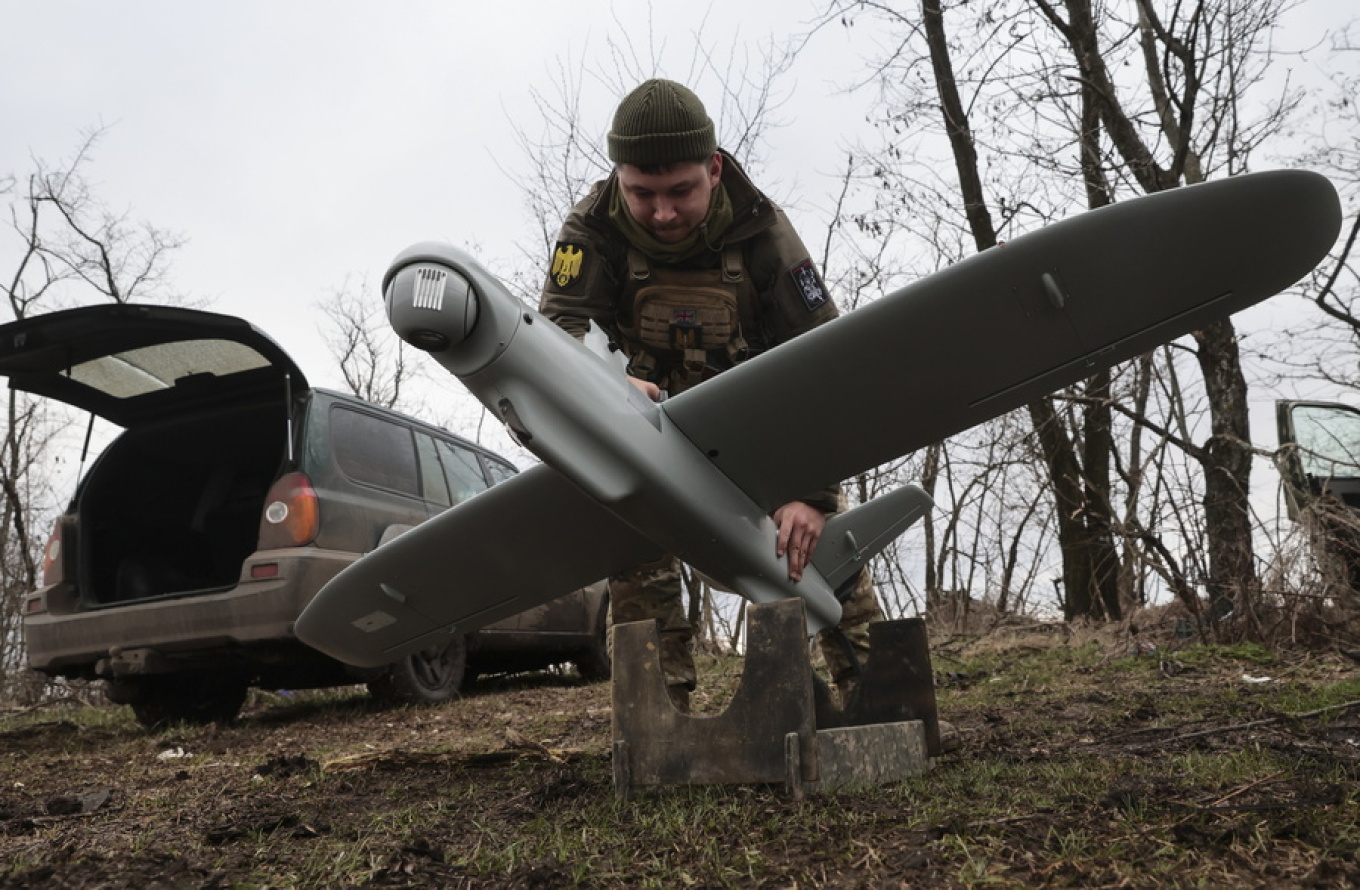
[649, 223, 694, 243]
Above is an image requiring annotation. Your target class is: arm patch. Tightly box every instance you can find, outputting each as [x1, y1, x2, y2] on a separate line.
[788, 258, 828, 312]
[550, 242, 587, 292]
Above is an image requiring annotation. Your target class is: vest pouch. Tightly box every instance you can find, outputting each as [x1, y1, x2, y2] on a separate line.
[631, 284, 741, 367]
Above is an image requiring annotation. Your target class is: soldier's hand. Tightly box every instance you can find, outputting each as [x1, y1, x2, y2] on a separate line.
[773, 501, 826, 582]
[627, 375, 662, 402]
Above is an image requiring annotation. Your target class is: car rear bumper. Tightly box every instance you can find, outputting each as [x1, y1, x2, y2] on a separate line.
[25, 549, 356, 676]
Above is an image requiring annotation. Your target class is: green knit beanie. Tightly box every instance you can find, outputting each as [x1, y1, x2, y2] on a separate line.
[607, 79, 717, 167]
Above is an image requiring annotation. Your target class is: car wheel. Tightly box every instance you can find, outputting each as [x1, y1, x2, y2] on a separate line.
[572, 601, 611, 683]
[117, 672, 249, 729]
[369, 634, 467, 705]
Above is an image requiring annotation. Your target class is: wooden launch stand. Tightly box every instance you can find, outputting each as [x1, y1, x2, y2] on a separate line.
[611, 599, 941, 799]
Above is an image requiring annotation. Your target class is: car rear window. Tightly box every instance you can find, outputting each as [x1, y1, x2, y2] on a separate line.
[329, 406, 420, 496]
[67, 339, 273, 399]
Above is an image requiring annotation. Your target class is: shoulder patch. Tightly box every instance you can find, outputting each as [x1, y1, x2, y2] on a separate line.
[551, 242, 587, 290]
[788, 258, 828, 312]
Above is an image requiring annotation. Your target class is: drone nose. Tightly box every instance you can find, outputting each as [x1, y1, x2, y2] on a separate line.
[384, 261, 479, 352]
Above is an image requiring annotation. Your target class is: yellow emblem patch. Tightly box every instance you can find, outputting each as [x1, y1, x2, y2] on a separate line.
[551, 242, 585, 289]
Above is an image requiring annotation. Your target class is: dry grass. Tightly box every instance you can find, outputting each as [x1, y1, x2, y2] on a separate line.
[2, 629, 1360, 888]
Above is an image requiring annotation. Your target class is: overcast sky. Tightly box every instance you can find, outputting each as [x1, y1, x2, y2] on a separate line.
[1, 2, 875, 397]
[2, 0, 1354, 459]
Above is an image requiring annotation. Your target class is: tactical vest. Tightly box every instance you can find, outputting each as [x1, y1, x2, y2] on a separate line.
[616, 245, 761, 394]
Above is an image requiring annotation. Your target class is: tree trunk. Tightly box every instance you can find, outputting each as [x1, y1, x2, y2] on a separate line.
[1056, 0, 1262, 627]
[924, 0, 1120, 619]
[1027, 398, 1120, 620]
[1079, 370, 1122, 619]
[1192, 318, 1258, 618]
[920, 442, 941, 603]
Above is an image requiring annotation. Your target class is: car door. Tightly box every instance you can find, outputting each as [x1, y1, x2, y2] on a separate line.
[320, 402, 436, 550]
[1276, 400, 1360, 520]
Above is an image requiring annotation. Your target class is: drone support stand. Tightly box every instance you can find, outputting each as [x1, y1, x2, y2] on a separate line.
[611, 598, 938, 799]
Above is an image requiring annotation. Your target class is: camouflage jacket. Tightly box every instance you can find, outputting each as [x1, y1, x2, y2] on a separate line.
[539, 151, 839, 351]
[538, 152, 842, 512]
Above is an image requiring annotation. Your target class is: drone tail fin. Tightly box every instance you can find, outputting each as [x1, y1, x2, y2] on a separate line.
[812, 485, 934, 591]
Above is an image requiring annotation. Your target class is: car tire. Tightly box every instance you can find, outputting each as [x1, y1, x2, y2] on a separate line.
[572, 601, 611, 683]
[369, 634, 467, 705]
[116, 672, 249, 729]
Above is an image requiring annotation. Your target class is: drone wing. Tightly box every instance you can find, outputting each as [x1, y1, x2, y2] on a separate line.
[294, 463, 661, 666]
[664, 170, 1341, 511]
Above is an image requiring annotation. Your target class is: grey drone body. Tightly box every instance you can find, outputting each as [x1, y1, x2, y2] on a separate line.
[384, 244, 863, 634]
[295, 169, 1341, 669]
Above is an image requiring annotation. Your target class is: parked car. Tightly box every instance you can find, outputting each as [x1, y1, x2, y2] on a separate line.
[0, 304, 609, 727]
[1276, 399, 1360, 591]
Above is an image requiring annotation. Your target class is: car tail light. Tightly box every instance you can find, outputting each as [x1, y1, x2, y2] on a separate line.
[41, 523, 65, 586]
[258, 472, 320, 548]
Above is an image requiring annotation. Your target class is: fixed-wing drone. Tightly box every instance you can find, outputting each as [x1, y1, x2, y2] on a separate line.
[295, 170, 1340, 668]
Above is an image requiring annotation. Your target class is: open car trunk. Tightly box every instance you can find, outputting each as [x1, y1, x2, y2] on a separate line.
[78, 400, 288, 606]
[0, 304, 309, 608]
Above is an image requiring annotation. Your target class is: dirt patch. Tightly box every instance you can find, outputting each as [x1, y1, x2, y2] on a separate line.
[3, 646, 1360, 887]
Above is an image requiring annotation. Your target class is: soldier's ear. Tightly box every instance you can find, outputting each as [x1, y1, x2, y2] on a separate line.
[708, 153, 722, 188]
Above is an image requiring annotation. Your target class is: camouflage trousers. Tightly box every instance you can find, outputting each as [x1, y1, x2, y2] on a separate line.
[820, 565, 883, 692]
[608, 553, 884, 697]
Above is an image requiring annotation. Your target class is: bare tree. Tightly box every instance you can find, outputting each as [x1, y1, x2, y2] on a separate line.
[317, 276, 422, 412]
[861, 0, 1126, 620]
[0, 128, 185, 700]
[1039, 0, 1309, 623]
[1285, 23, 1360, 388]
[0, 394, 61, 693]
[822, 0, 1312, 630]
[1244, 22, 1360, 621]
[9, 132, 184, 311]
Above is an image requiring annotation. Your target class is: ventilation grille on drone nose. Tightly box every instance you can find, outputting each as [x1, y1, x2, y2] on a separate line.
[413, 268, 447, 310]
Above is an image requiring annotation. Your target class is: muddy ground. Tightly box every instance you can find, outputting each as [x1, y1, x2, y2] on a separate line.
[3, 634, 1360, 888]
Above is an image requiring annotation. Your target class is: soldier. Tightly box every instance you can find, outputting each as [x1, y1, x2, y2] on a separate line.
[539, 78, 883, 712]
